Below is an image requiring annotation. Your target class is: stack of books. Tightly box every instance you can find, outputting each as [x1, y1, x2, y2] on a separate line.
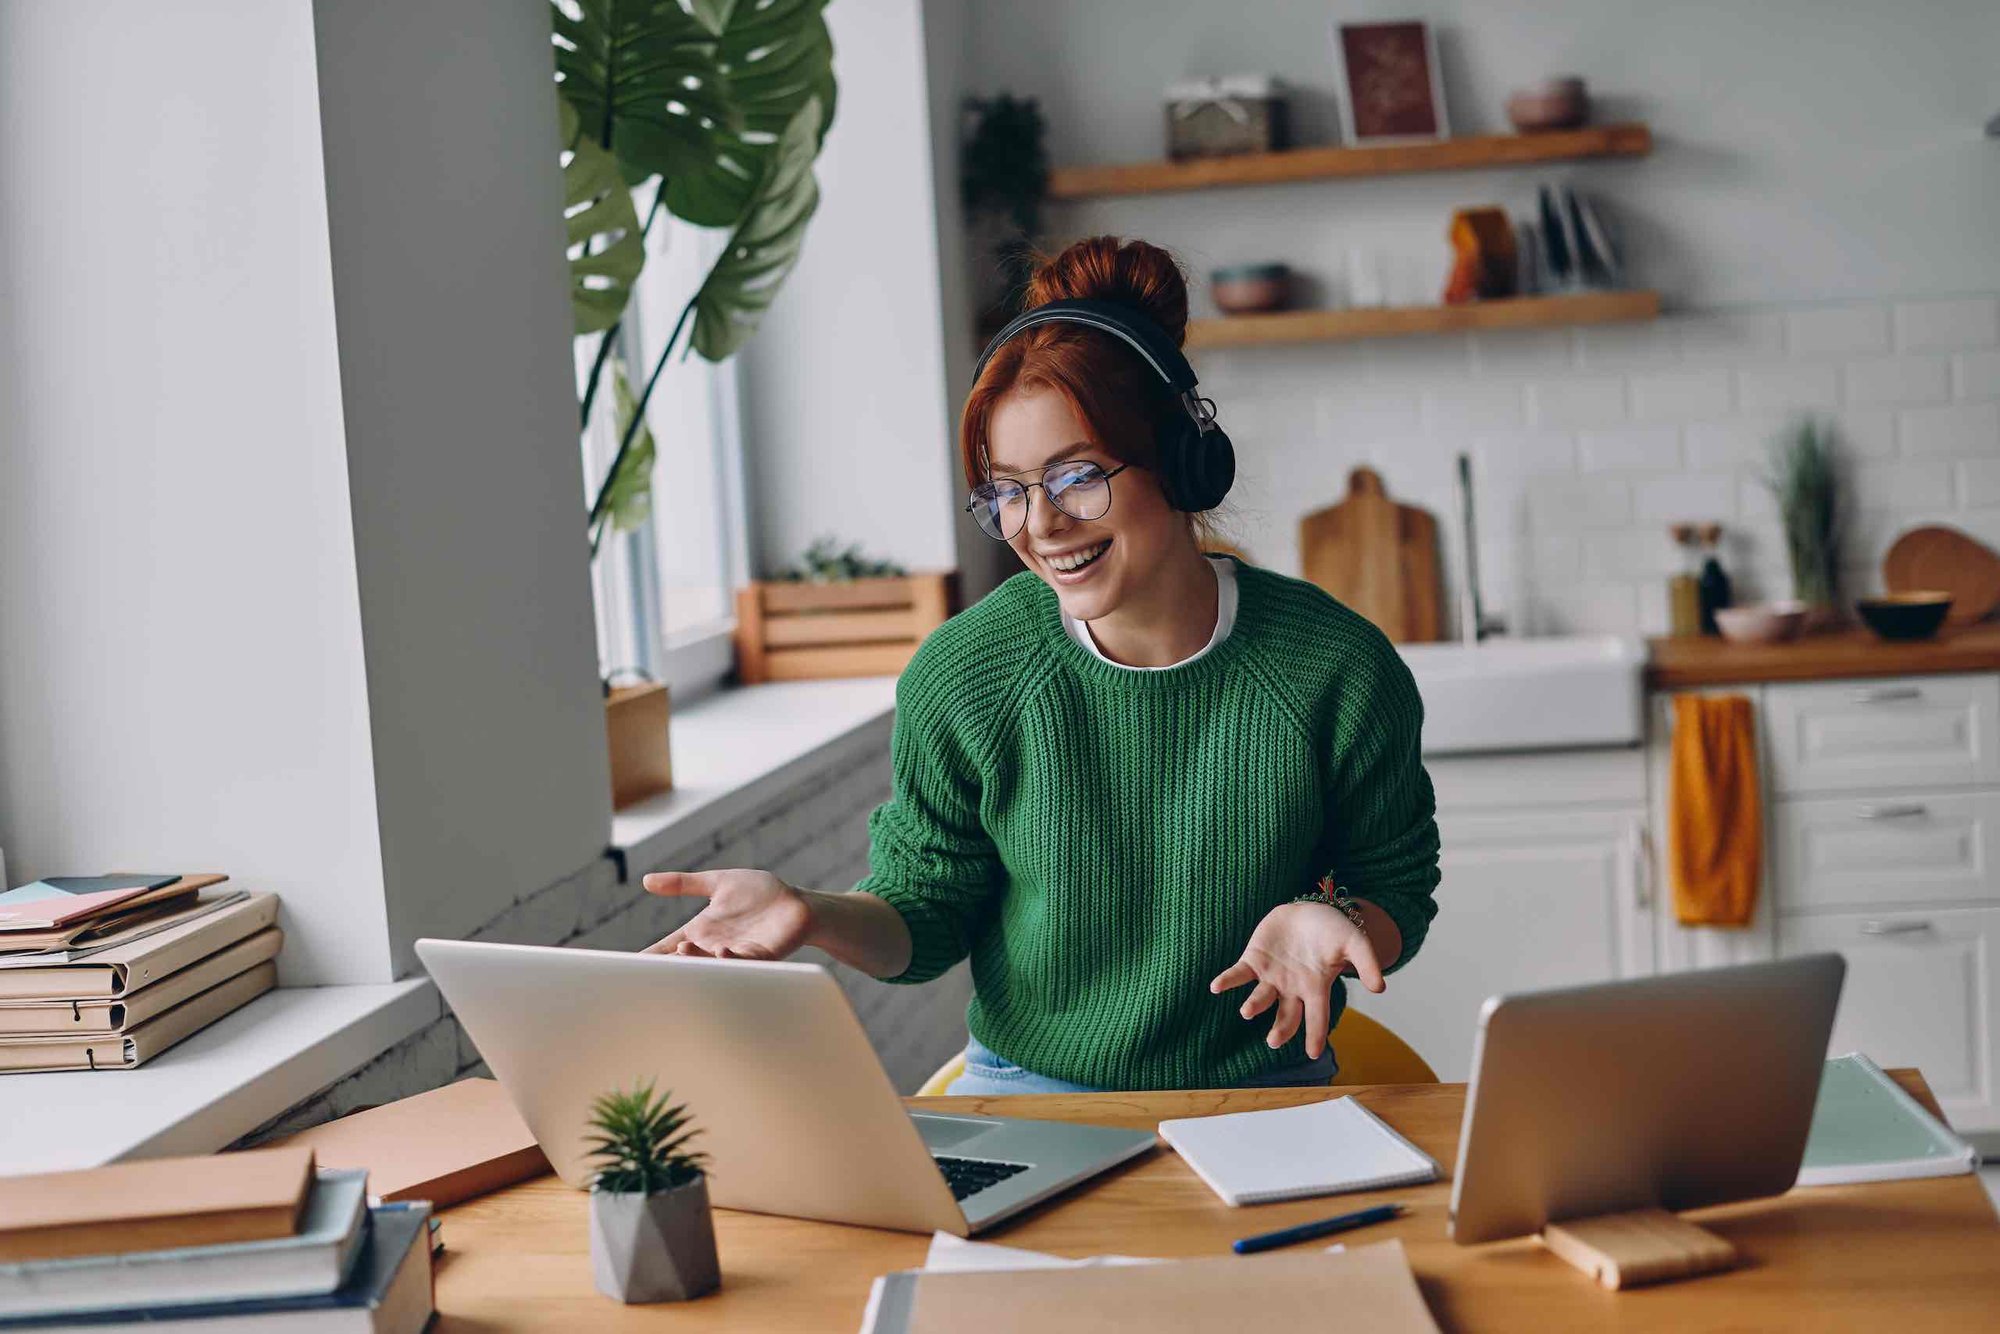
[0, 875, 280, 1072]
[0, 1146, 434, 1331]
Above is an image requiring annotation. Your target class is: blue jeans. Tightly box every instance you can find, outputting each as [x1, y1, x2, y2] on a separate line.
[945, 1034, 1338, 1096]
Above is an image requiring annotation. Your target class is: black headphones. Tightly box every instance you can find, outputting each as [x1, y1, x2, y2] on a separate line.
[971, 297, 1236, 514]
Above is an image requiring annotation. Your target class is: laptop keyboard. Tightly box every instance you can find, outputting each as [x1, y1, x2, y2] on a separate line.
[935, 1155, 1032, 1201]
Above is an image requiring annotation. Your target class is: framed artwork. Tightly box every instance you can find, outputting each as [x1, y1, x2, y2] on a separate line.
[1333, 20, 1449, 143]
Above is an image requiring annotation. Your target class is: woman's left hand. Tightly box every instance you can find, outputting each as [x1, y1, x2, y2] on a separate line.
[1208, 902, 1385, 1059]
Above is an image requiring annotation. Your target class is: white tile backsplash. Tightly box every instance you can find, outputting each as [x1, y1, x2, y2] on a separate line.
[1854, 460, 1956, 509]
[1201, 294, 2000, 637]
[1955, 350, 2000, 401]
[1960, 459, 2000, 508]
[1901, 401, 2000, 458]
[1673, 311, 1787, 363]
[1529, 377, 1628, 430]
[1629, 368, 1734, 423]
[1737, 362, 1841, 412]
[1843, 356, 1951, 407]
[1580, 425, 1681, 473]
[1894, 298, 2000, 352]
[1787, 304, 1892, 358]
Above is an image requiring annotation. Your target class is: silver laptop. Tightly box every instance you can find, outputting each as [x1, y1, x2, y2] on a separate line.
[1449, 953, 1846, 1244]
[416, 938, 1156, 1236]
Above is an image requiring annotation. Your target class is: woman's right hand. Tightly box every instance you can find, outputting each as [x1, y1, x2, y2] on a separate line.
[641, 869, 815, 961]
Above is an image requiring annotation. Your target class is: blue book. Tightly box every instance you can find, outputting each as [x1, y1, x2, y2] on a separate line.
[0, 1173, 368, 1321]
[0, 1204, 430, 1333]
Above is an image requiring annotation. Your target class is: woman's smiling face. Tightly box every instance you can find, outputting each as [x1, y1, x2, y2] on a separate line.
[985, 386, 1180, 623]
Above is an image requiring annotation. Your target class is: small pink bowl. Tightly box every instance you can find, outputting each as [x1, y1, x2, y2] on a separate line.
[1714, 601, 1807, 644]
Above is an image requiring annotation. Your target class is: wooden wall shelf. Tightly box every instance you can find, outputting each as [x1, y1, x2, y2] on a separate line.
[1185, 290, 1660, 350]
[1046, 124, 1652, 200]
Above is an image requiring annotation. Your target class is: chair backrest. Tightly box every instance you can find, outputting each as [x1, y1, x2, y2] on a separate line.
[1328, 1008, 1439, 1086]
[914, 1009, 1438, 1096]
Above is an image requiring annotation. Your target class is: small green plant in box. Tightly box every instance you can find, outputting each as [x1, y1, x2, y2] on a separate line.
[584, 1082, 718, 1303]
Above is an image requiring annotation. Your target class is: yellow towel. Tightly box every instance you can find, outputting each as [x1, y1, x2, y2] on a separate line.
[1668, 693, 1762, 928]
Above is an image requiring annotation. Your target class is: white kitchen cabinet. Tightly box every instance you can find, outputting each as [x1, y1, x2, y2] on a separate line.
[1346, 801, 1650, 1083]
[1773, 789, 2000, 913]
[1763, 674, 2000, 795]
[1778, 906, 2000, 1131]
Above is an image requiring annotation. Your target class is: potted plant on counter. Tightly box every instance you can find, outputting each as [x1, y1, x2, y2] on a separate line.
[552, 0, 839, 806]
[1762, 418, 1844, 631]
[586, 1081, 718, 1303]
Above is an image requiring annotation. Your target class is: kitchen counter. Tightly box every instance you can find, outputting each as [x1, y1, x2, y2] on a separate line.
[1647, 622, 2000, 689]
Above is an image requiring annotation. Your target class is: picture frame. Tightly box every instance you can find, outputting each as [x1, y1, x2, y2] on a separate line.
[1332, 20, 1449, 144]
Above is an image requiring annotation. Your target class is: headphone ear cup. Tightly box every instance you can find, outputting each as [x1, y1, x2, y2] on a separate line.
[1160, 417, 1234, 513]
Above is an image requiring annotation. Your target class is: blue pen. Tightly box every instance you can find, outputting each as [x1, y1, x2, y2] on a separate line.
[1231, 1202, 1404, 1254]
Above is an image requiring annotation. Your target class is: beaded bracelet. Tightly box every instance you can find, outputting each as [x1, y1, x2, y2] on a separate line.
[1291, 875, 1368, 933]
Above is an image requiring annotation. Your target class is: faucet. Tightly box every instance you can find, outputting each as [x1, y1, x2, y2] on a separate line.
[1454, 453, 1505, 643]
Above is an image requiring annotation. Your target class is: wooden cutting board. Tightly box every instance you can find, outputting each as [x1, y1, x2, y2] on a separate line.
[1883, 525, 2000, 626]
[1299, 466, 1443, 643]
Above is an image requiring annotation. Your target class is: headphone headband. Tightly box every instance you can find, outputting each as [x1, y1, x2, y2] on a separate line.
[968, 295, 1234, 515]
[972, 297, 1200, 395]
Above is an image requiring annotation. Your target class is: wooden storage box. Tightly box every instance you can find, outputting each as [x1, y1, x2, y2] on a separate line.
[734, 573, 952, 684]
[1165, 76, 1287, 159]
[605, 682, 673, 809]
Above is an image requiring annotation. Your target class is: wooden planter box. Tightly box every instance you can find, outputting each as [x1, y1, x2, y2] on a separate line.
[734, 573, 952, 684]
[605, 682, 673, 810]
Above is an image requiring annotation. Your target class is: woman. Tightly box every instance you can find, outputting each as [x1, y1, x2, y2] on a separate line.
[644, 236, 1440, 1094]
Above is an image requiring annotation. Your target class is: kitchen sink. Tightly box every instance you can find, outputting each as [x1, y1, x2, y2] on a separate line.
[1395, 635, 1647, 755]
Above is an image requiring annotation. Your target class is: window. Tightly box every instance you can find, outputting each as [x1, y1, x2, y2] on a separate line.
[583, 214, 749, 703]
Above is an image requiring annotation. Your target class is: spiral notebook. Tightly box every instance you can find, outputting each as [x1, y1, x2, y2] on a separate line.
[1159, 1096, 1438, 1206]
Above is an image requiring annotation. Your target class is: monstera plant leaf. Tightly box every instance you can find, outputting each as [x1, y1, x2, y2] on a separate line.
[560, 97, 645, 335]
[596, 363, 658, 544]
[690, 95, 822, 361]
[552, 0, 739, 189]
[663, 0, 836, 227]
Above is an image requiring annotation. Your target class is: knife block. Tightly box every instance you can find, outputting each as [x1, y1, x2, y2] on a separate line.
[1539, 1208, 1737, 1290]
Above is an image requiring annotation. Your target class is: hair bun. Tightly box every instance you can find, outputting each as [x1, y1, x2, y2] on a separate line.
[1025, 236, 1189, 347]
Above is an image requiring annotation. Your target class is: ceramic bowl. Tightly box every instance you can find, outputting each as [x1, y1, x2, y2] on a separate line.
[1210, 263, 1291, 314]
[1856, 591, 1953, 642]
[1714, 601, 1807, 644]
[1505, 77, 1590, 132]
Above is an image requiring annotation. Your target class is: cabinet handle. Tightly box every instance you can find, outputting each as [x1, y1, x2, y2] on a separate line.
[1849, 685, 1921, 704]
[1859, 919, 1932, 936]
[1856, 803, 1928, 821]
[1633, 825, 1654, 911]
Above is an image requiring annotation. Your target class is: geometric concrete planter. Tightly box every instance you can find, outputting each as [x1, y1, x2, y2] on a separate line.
[589, 1174, 721, 1303]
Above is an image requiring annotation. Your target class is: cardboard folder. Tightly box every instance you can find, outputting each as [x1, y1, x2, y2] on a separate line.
[0, 961, 276, 1072]
[0, 928, 283, 1036]
[266, 1077, 551, 1207]
[867, 1240, 1439, 1334]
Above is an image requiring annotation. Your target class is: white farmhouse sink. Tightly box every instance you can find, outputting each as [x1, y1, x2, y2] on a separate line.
[1396, 635, 1647, 755]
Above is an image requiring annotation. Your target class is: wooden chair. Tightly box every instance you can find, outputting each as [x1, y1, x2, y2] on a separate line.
[913, 1008, 1438, 1096]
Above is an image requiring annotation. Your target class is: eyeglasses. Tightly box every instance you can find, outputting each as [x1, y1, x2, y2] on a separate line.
[965, 460, 1130, 541]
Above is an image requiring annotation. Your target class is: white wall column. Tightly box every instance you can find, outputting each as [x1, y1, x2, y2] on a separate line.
[0, 0, 610, 984]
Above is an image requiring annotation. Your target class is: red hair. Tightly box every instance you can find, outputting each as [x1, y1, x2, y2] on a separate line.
[960, 236, 1190, 492]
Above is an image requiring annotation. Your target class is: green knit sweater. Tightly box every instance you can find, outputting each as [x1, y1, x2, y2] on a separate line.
[854, 557, 1440, 1091]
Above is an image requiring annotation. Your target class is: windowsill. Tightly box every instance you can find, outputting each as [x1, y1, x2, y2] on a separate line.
[0, 679, 896, 1178]
[611, 675, 899, 875]
[0, 979, 438, 1175]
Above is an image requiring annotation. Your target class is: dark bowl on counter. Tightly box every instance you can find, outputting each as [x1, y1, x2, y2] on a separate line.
[1856, 591, 1953, 641]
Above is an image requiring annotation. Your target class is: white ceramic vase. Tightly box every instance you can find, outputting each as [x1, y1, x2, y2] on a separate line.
[589, 1175, 720, 1303]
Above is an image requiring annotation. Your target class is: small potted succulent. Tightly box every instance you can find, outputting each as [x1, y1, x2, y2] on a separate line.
[585, 1082, 718, 1304]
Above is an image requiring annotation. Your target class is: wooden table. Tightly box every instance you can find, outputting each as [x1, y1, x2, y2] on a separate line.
[432, 1074, 2000, 1332]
